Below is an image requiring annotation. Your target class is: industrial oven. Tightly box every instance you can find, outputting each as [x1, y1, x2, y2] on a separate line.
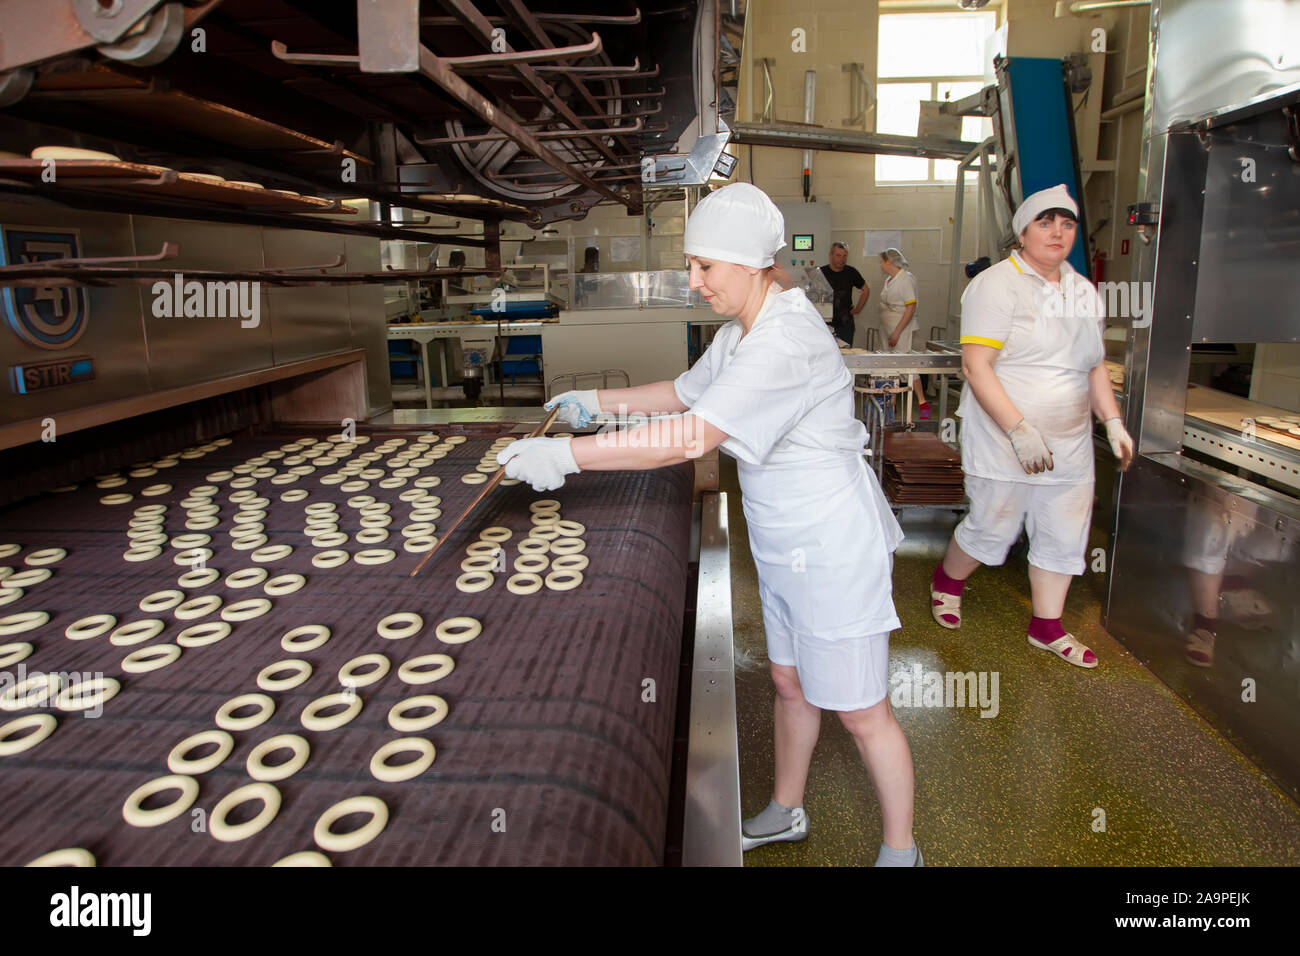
[1106, 0, 1300, 799]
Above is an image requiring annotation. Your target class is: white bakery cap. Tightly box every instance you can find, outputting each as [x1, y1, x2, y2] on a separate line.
[683, 182, 786, 268]
[1012, 184, 1079, 236]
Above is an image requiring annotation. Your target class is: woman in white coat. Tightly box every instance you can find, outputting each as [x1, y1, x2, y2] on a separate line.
[877, 247, 930, 418]
[930, 184, 1134, 668]
[498, 182, 921, 866]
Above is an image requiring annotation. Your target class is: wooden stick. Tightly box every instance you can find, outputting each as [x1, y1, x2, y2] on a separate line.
[409, 406, 561, 577]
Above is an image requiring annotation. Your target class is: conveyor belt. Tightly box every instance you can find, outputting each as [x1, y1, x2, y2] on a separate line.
[0, 429, 694, 866]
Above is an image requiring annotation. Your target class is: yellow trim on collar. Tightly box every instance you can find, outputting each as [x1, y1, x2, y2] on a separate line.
[1008, 254, 1024, 274]
[960, 335, 1004, 349]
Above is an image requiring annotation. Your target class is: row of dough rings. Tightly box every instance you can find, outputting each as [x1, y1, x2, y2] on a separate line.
[312, 549, 349, 568]
[265, 573, 306, 596]
[135, 504, 168, 515]
[0, 641, 33, 667]
[247, 734, 310, 782]
[456, 571, 493, 593]
[124, 545, 162, 562]
[388, 694, 448, 732]
[101, 493, 133, 505]
[282, 488, 309, 502]
[404, 536, 436, 553]
[515, 554, 549, 573]
[355, 549, 396, 565]
[461, 473, 487, 485]
[226, 567, 268, 589]
[402, 523, 437, 538]
[122, 774, 198, 827]
[312, 532, 348, 548]
[170, 534, 211, 549]
[435, 616, 481, 644]
[7, 568, 51, 587]
[371, 737, 436, 783]
[24, 548, 67, 566]
[65, 614, 116, 640]
[507, 572, 542, 595]
[552, 553, 589, 572]
[314, 796, 389, 853]
[550, 537, 586, 556]
[174, 547, 214, 567]
[216, 693, 275, 731]
[301, 692, 361, 732]
[282, 624, 330, 652]
[377, 612, 423, 640]
[168, 729, 234, 774]
[0, 611, 49, 636]
[397, 653, 455, 685]
[176, 595, 222, 620]
[58, 677, 120, 712]
[1, 675, 60, 711]
[517, 538, 549, 555]
[339, 653, 390, 688]
[258, 659, 312, 692]
[211, 782, 281, 843]
[355, 529, 389, 545]
[479, 527, 512, 542]
[122, 643, 182, 674]
[222, 598, 272, 622]
[251, 544, 293, 563]
[232, 534, 269, 551]
[177, 621, 231, 647]
[461, 555, 498, 573]
[111, 619, 166, 646]
[178, 567, 219, 588]
[546, 570, 584, 591]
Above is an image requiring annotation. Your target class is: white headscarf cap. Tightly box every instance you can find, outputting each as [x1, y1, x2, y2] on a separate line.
[683, 182, 786, 268]
[1012, 183, 1079, 236]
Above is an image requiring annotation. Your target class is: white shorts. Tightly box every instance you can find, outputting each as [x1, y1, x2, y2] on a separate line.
[764, 617, 891, 712]
[954, 475, 1093, 575]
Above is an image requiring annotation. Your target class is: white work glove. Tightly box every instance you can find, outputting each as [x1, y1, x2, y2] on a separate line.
[1104, 417, 1134, 471]
[1005, 418, 1054, 474]
[544, 389, 601, 428]
[496, 436, 580, 492]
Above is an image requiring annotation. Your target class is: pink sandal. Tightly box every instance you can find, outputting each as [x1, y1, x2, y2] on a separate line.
[1028, 632, 1098, 669]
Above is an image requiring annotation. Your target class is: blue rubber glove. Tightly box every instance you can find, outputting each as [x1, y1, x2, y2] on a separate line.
[544, 389, 601, 428]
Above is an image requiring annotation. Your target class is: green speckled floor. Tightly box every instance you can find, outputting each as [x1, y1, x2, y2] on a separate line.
[722, 455, 1300, 866]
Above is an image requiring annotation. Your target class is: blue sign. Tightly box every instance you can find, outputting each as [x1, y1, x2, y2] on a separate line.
[1, 226, 90, 350]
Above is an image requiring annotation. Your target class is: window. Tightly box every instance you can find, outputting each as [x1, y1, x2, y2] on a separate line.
[876, 10, 998, 184]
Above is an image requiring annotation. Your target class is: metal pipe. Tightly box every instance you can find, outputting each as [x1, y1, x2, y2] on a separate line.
[1056, 0, 1150, 14]
[416, 118, 644, 146]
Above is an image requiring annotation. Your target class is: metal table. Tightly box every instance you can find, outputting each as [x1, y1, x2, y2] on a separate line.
[387, 321, 548, 408]
[841, 346, 964, 424]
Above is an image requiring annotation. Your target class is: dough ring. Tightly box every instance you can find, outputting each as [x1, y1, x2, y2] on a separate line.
[121, 774, 198, 828]
[251, 544, 294, 563]
[272, 849, 332, 867]
[231, 524, 266, 538]
[529, 526, 560, 541]
[479, 527, 512, 542]
[300, 692, 362, 732]
[178, 568, 219, 588]
[403, 536, 436, 553]
[124, 546, 163, 562]
[312, 550, 350, 569]
[0, 543, 20, 558]
[465, 541, 502, 556]
[370, 737, 436, 783]
[1, 674, 62, 711]
[461, 473, 488, 485]
[545, 570, 584, 592]
[354, 549, 396, 565]
[246, 734, 310, 782]
[414, 476, 442, 488]
[553, 520, 585, 537]
[409, 508, 442, 522]
[170, 534, 212, 549]
[26, 848, 95, 867]
[281, 489, 309, 502]
[167, 729, 234, 774]
[346, 495, 375, 508]
[338, 653, 390, 688]
[313, 796, 389, 853]
[233, 509, 267, 523]
[388, 694, 448, 732]
[517, 537, 550, 555]
[399, 489, 429, 502]
[110, 618, 166, 646]
[475, 462, 499, 474]
[551, 554, 589, 572]
[210, 782, 281, 843]
[549, 537, 587, 556]
[0, 587, 20, 609]
[529, 499, 562, 513]
[281, 624, 330, 652]
[228, 489, 257, 503]
[55, 676, 120, 712]
[264, 573, 306, 596]
[257, 659, 312, 692]
[175, 595, 222, 621]
[340, 480, 370, 493]
[231, 534, 270, 552]
[397, 653, 455, 685]
[216, 693, 275, 731]
[507, 572, 543, 595]
[379, 477, 407, 489]
[134, 503, 169, 515]
[514, 554, 550, 574]
[225, 568, 269, 589]
[141, 483, 172, 497]
[0, 642, 33, 667]
[176, 621, 232, 647]
[0, 611, 50, 636]
[306, 502, 337, 514]
[229, 476, 257, 489]
[359, 502, 391, 515]
[376, 612, 423, 641]
[359, 514, 393, 527]
[173, 547, 215, 567]
[221, 598, 272, 622]
[461, 555, 499, 573]
[456, 571, 494, 593]
[435, 616, 482, 644]
[65, 613, 116, 640]
[312, 532, 349, 548]
[122, 643, 182, 674]
[23, 548, 67, 566]
[100, 493, 133, 505]
[354, 529, 389, 545]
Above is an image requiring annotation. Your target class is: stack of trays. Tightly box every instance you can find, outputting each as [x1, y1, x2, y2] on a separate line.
[881, 431, 965, 505]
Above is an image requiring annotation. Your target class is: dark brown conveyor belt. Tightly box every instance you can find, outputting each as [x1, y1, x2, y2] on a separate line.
[0, 429, 694, 866]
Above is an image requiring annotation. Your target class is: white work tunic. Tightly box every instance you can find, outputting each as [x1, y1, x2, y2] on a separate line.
[675, 285, 903, 639]
[957, 250, 1105, 484]
[878, 269, 919, 352]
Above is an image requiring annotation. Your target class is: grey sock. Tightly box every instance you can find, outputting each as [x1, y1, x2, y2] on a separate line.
[875, 842, 920, 867]
[742, 798, 798, 837]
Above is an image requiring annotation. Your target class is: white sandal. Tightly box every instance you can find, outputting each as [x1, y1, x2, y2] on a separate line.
[931, 589, 961, 629]
[1028, 632, 1098, 669]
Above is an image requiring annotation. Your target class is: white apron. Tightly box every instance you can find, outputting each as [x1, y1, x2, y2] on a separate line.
[878, 270, 918, 353]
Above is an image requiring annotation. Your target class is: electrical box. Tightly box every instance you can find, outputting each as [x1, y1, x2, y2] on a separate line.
[776, 201, 832, 270]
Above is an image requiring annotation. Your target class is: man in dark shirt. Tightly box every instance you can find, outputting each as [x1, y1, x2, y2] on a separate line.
[819, 241, 869, 347]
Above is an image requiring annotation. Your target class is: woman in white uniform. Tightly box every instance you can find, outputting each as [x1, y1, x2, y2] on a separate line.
[498, 182, 921, 866]
[877, 248, 930, 418]
[930, 184, 1134, 668]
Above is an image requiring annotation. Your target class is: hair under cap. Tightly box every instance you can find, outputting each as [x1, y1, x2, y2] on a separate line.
[1012, 183, 1079, 236]
[683, 182, 787, 268]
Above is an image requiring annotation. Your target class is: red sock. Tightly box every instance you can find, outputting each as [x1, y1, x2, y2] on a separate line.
[1193, 613, 1218, 634]
[932, 563, 964, 596]
[1030, 616, 1095, 664]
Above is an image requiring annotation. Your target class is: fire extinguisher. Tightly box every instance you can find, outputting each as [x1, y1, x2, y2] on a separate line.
[1092, 249, 1106, 286]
